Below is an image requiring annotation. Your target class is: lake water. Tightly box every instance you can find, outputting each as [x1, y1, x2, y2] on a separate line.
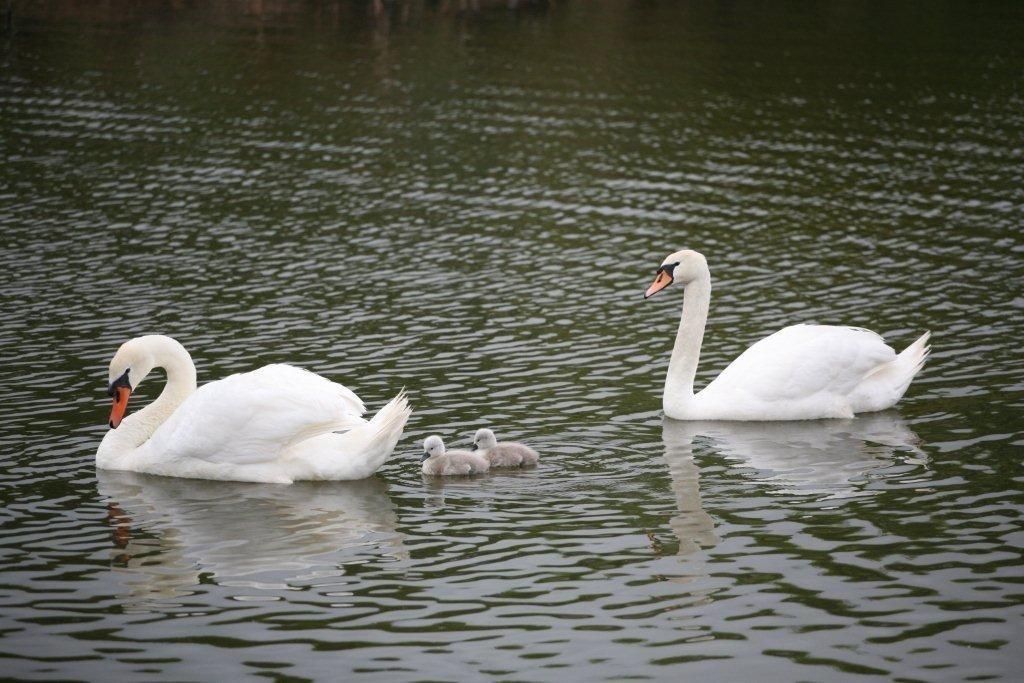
[1, 1, 1022, 680]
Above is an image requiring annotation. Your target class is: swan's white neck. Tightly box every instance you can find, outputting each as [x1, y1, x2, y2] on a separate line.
[664, 270, 711, 411]
[98, 337, 197, 460]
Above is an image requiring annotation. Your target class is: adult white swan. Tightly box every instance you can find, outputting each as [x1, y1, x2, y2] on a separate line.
[644, 249, 930, 421]
[96, 335, 411, 483]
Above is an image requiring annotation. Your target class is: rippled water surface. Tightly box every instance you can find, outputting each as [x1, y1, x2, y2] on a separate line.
[2, 2, 1023, 680]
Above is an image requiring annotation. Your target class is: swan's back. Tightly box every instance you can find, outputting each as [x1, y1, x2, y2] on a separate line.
[697, 325, 898, 418]
[146, 364, 366, 466]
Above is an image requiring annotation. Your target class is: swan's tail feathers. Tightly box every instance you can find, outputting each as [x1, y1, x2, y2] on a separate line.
[900, 331, 931, 377]
[851, 331, 930, 414]
[286, 391, 411, 480]
[368, 389, 412, 454]
[883, 331, 931, 402]
[344, 390, 412, 477]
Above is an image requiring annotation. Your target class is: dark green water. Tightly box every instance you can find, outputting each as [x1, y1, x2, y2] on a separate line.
[2, 1, 1023, 680]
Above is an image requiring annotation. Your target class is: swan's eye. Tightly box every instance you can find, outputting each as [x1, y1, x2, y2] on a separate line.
[107, 368, 132, 397]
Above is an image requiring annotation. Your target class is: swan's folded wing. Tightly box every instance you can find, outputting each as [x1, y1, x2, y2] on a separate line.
[146, 364, 366, 466]
[705, 324, 896, 402]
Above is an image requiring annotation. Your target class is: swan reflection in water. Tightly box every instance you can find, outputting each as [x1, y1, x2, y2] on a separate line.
[97, 471, 405, 605]
[661, 420, 719, 559]
[664, 411, 926, 499]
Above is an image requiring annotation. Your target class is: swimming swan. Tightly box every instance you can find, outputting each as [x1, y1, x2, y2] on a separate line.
[644, 249, 930, 420]
[95, 335, 411, 483]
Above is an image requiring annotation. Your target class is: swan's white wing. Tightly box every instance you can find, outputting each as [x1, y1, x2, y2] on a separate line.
[704, 324, 895, 403]
[145, 364, 366, 466]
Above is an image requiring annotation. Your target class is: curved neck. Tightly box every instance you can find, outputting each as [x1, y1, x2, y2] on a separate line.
[105, 337, 198, 453]
[665, 272, 711, 402]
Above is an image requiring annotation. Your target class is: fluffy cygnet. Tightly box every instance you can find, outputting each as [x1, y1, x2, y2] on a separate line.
[472, 428, 539, 468]
[421, 435, 490, 476]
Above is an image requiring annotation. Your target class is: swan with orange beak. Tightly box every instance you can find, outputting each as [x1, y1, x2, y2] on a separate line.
[642, 248, 930, 420]
[96, 334, 411, 483]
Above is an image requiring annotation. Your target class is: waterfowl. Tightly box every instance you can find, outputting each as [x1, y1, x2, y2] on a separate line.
[472, 428, 539, 468]
[95, 335, 411, 483]
[421, 435, 489, 475]
[644, 249, 931, 420]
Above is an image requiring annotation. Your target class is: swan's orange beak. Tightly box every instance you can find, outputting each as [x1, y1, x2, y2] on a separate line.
[644, 269, 674, 299]
[109, 386, 131, 429]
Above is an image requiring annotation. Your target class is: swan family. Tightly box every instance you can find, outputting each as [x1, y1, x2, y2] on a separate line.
[96, 249, 929, 483]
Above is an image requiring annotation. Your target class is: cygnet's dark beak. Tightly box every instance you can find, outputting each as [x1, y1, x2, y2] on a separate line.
[420, 452, 430, 461]
[470, 443, 478, 451]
